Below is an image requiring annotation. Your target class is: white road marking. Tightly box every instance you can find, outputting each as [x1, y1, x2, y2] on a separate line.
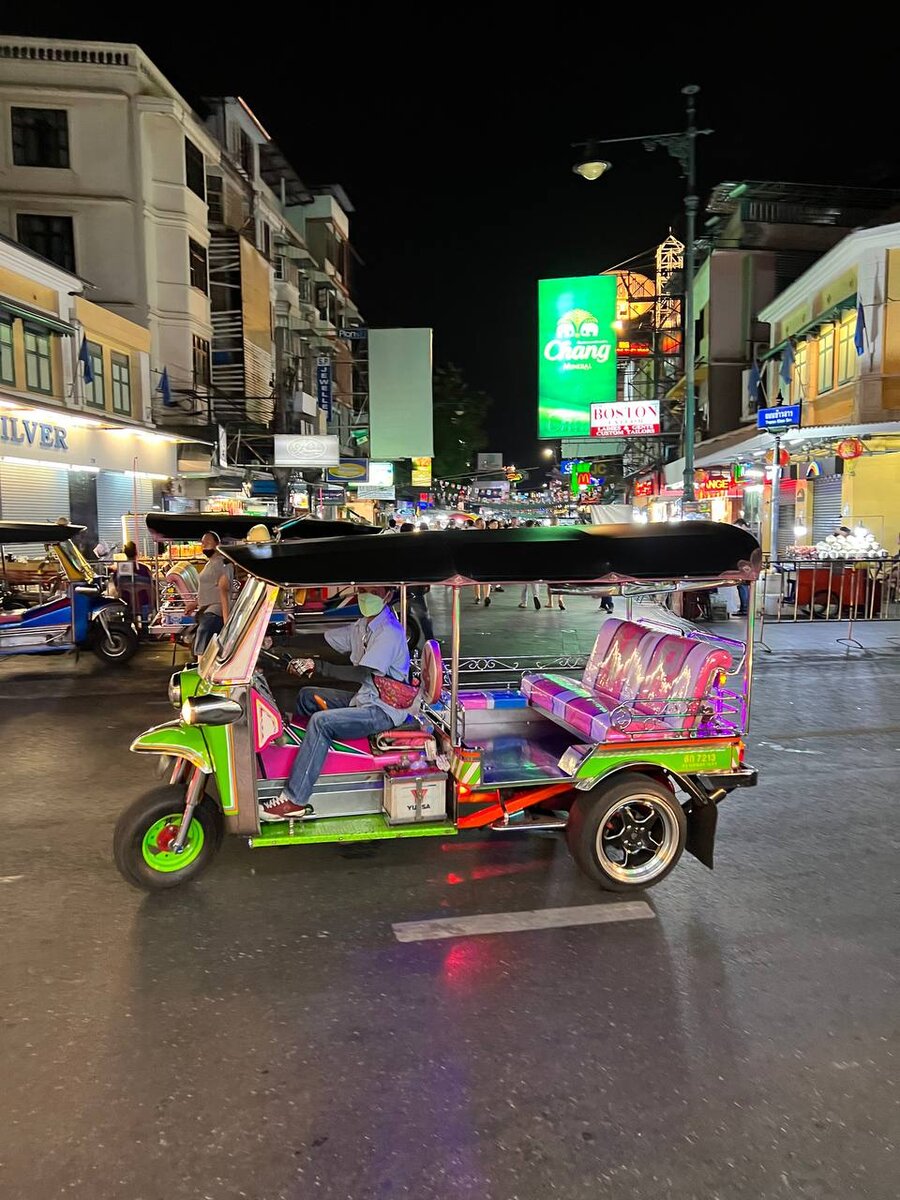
[0, 875, 24, 883]
[393, 901, 654, 942]
[759, 740, 822, 755]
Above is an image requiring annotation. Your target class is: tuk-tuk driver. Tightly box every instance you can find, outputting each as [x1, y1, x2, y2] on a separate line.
[260, 587, 414, 821]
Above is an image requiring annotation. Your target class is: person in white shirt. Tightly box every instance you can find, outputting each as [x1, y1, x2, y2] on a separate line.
[260, 587, 414, 821]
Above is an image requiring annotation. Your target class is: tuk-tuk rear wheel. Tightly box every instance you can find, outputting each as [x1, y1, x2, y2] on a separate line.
[113, 786, 223, 891]
[566, 774, 686, 892]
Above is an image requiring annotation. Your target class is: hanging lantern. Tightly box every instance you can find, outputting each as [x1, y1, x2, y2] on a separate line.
[837, 437, 864, 461]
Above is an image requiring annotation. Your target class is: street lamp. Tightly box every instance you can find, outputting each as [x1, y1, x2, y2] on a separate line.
[573, 85, 712, 506]
[573, 147, 612, 181]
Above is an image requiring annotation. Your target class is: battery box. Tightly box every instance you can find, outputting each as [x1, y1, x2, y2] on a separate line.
[383, 768, 448, 825]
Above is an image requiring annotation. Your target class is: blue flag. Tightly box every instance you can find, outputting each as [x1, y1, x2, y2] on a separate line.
[779, 339, 794, 386]
[155, 366, 173, 407]
[854, 302, 867, 356]
[747, 357, 761, 404]
[78, 337, 94, 386]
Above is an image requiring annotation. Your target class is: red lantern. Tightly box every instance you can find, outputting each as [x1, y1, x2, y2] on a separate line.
[837, 437, 864, 461]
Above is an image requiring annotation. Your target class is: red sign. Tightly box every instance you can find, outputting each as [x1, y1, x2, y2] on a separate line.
[695, 477, 730, 498]
[590, 401, 661, 437]
[634, 477, 657, 497]
[617, 340, 651, 358]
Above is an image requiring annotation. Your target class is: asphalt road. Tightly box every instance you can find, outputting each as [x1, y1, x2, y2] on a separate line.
[1, 596, 898, 1200]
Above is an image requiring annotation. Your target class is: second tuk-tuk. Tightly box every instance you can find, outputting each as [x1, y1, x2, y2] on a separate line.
[113, 522, 761, 893]
[0, 521, 139, 664]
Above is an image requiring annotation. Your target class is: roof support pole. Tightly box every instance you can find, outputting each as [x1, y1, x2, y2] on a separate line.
[449, 586, 461, 748]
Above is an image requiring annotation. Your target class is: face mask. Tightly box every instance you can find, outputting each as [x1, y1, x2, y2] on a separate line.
[358, 592, 385, 618]
[202, 547, 216, 558]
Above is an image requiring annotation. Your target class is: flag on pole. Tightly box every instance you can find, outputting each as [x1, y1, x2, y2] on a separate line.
[747, 357, 761, 406]
[779, 339, 794, 387]
[78, 337, 94, 386]
[854, 301, 867, 356]
[156, 366, 173, 407]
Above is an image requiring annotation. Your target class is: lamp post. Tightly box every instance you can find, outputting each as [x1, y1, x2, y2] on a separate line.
[573, 85, 711, 506]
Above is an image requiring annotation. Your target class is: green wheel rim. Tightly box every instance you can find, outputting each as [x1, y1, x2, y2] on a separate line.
[141, 814, 205, 873]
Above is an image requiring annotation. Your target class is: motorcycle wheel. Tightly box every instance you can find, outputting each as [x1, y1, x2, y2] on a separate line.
[92, 621, 139, 664]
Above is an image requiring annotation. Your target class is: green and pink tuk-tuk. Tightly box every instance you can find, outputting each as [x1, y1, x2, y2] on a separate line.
[113, 522, 761, 893]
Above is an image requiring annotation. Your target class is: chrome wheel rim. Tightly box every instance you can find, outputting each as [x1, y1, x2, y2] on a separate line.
[596, 795, 680, 884]
[103, 629, 130, 657]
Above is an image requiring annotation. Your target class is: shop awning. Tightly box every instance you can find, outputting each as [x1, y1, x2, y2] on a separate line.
[693, 419, 900, 467]
[0, 299, 76, 336]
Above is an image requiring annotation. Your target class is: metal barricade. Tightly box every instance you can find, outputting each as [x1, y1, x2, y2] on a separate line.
[754, 556, 899, 651]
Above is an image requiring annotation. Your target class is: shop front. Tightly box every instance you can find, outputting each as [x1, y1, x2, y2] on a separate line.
[0, 405, 176, 551]
[642, 467, 748, 525]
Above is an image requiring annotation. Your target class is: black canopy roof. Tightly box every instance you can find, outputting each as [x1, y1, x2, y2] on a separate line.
[220, 523, 761, 587]
[145, 513, 377, 543]
[0, 520, 86, 546]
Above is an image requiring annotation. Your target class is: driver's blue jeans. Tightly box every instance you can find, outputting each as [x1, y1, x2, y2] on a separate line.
[283, 687, 394, 807]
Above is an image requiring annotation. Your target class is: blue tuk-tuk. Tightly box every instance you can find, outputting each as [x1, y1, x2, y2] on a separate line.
[0, 521, 138, 664]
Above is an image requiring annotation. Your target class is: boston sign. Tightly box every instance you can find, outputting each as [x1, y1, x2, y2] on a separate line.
[0, 415, 68, 452]
[590, 401, 660, 438]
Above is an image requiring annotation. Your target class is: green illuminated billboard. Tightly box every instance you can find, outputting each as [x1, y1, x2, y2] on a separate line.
[538, 274, 617, 438]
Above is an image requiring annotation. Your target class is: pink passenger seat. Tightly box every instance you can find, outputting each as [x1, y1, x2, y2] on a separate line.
[522, 617, 732, 744]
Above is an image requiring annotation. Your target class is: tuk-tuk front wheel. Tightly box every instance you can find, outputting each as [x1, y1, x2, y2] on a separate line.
[566, 774, 686, 892]
[113, 786, 223, 891]
[92, 621, 139, 664]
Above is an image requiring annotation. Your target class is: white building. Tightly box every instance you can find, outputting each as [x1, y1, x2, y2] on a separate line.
[0, 36, 219, 419]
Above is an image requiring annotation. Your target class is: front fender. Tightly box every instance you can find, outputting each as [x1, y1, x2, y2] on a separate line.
[130, 721, 212, 773]
[91, 601, 134, 628]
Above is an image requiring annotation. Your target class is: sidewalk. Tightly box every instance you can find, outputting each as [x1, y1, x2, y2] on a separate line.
[751, 615, 900, 662]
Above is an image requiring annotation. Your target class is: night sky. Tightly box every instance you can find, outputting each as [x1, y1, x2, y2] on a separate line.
[6, 18, 898, 465]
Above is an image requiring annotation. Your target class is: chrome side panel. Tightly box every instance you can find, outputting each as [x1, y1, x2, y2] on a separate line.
[222, 682, 261, 837]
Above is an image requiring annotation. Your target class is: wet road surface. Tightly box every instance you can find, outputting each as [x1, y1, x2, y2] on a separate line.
[1, 598, 897, 1199]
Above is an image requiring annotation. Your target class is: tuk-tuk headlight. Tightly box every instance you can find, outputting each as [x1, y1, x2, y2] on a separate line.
[181, 695, 243, 726]
[168, 673, 181, 708]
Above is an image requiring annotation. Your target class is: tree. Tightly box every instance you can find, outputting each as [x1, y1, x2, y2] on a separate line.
[432, 364, 492, 478]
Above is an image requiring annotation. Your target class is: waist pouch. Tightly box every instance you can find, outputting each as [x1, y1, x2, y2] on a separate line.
[373, 675, 420, 709]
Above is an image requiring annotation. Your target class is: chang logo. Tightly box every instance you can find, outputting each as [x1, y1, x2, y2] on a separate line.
[544, 307, 611, 368]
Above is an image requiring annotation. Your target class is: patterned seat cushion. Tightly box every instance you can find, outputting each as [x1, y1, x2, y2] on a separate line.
[523, 618, 734, 744]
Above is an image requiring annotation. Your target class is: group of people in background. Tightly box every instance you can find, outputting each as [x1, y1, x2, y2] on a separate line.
[467, 518, 569, 612]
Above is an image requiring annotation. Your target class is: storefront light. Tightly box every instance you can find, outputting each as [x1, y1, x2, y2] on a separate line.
[793, 524, 808, 537]
[1, 454, 100, 472]
[3, 404, 104, 429]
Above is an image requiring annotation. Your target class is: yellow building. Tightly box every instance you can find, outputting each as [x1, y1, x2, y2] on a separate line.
[676, 223, 900, 555]
[0, 236, 177, 546]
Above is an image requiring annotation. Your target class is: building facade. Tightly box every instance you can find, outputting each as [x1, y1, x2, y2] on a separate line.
[0, 36, 220, 421]
[0, 39, 370, 516]
[0, 235, 177, 548]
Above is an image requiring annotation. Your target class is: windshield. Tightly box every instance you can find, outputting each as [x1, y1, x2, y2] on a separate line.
[55, 540, 95, 583]
[216, 577, 268, 665]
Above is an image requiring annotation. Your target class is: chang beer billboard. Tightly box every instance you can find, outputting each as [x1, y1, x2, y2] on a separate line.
[538, 274, 617, 438]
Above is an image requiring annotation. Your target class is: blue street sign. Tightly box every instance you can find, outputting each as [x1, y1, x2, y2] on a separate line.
[757, 403, 801, 432]
[339, 327, 367, 341]
[316, 357, 333, 420]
